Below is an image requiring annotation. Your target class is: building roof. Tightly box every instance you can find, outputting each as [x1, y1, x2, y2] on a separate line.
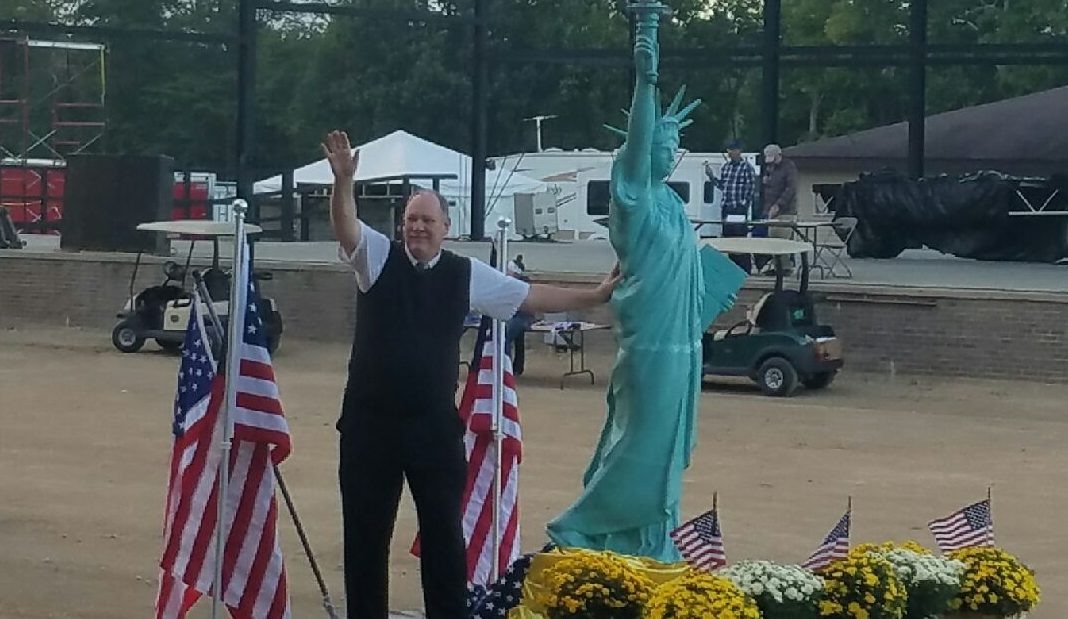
[784, 85, 1068, 176]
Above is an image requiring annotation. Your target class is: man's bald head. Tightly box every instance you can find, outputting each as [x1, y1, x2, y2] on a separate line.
[410, 189, 450, 219]
[402, 189, 451, 262]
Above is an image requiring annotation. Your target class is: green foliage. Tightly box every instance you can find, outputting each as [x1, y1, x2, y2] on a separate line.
[6, 0, 1067, 171]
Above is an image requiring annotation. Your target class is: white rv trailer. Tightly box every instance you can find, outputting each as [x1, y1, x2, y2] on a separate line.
[490, 148, 761, 240]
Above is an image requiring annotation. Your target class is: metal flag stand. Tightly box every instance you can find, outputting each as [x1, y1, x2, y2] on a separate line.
[490, 216, 511, 583]
[193, 204, 340, 619]
[212, 198, 250, 619]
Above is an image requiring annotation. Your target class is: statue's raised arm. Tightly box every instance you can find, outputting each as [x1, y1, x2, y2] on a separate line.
[607, 2, 700, 211]
[616, 13, 660, 188]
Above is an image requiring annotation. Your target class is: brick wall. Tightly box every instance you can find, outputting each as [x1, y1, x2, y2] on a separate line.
[3, 250, 1067, 382]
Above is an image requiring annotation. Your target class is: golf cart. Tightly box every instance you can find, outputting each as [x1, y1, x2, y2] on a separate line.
[111, 220, 283, 354]
[701, 237, 843, 397]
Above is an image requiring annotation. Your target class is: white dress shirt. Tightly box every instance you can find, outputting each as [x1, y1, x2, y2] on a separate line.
[339, 221, 531, 321]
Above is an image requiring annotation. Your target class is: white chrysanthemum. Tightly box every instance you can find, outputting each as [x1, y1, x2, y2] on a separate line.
[868, 547, 966, 587]
[721, 560, 823, 606]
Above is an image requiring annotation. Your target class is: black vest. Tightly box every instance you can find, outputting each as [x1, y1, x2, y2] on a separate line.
[341, 242, 471, 429]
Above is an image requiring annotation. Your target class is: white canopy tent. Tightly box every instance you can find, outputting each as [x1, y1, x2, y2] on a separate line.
[253, 130, 550, 237]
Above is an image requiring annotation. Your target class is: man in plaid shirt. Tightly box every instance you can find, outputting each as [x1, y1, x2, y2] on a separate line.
[705, 139, 756, 272]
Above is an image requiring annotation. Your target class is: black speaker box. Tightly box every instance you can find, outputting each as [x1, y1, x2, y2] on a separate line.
[61, 154, 174, 253]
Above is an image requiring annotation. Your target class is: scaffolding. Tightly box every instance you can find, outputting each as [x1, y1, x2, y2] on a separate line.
[0, 37, 105, 233]
[0, 37, 106, 163]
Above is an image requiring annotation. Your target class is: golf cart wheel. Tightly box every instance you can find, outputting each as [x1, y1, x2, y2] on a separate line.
[156, 339, 182, 353]
[803, 371, 837, 390]
[112, 320, 145, 353]
[756, 356, 798, 397]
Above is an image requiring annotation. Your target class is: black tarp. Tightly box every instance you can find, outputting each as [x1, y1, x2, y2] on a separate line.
[830, 170, 1068, 263]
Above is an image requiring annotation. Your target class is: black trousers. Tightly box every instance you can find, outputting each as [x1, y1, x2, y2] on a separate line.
[721, 221, 752, 273]
[338, 406, 468, 619]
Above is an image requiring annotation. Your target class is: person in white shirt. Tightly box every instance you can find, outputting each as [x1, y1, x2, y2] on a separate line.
[506, 254, 525, 278]
[322, 130, 618, 619]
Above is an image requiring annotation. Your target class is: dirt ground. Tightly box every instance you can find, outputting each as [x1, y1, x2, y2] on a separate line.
[1, 326, 1064, 619]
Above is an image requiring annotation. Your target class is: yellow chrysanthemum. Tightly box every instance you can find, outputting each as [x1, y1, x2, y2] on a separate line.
[948, 546, 1041, 617]
[817, 553, 906, 619]
[646, 570, 760, 619]
[536, 549, 654, 619]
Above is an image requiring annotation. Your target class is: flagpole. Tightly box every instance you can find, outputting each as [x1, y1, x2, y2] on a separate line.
[491, 216, 511, 583]
[988, 485, 993, 544]
[213, 199, 249, 619]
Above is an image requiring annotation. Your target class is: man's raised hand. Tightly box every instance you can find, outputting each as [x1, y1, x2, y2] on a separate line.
[321, 130, 359, 180]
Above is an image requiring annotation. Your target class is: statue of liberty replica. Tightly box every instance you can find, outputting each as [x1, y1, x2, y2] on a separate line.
[546, 0, 747, 562]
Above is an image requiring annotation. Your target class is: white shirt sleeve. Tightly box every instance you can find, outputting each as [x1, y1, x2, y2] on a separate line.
[469, 258, 531, 321]
[337, 221, 391, 293]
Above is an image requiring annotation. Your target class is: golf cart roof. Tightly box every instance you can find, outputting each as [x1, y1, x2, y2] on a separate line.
[136, 220, 263, 236]
[701, 237, 812, 256]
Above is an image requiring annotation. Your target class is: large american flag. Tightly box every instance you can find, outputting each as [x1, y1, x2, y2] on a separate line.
[670, 508, 727, 571]
[411, 313, 522, 586]
[802, 511, 851, 571]
[154, 249, 292, 619]
[928, 499, 994, 553]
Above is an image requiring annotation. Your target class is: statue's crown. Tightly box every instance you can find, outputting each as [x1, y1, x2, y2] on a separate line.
[604, 85, 701, 141]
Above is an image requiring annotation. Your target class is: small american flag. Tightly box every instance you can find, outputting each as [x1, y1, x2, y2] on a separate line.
[670, 508, 727, 571]
[154, 246, 292, 619]
[412, 312, 522, 586]
[802, 511, 851, 571]
[928, 499, 994, 553]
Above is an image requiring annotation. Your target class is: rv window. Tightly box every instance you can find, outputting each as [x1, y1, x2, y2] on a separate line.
[587, 180, 689, 216]
[668, 182, 690, 202]
[586, 180, 610, 216]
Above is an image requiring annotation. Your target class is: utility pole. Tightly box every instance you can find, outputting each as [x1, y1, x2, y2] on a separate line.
[470, 0, 488, 240]
[908, 0, 928, 179]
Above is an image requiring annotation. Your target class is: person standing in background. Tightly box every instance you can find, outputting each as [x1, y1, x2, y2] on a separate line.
[760, 143, 799, 274]
[505, 254, 533, 375]
[705, 139, 756, 273]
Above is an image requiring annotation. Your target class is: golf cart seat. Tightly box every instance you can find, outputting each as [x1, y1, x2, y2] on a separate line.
[712, 292, 773, 340]
[135, 284, 188, 330]
[201, 267, 230, 302]
[752, 289, 816, 331]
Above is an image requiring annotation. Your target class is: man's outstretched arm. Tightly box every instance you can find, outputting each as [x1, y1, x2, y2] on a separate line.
[519, 265, 621, 314]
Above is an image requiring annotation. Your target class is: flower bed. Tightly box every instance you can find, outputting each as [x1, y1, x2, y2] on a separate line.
[502, 543, 1039, 619]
